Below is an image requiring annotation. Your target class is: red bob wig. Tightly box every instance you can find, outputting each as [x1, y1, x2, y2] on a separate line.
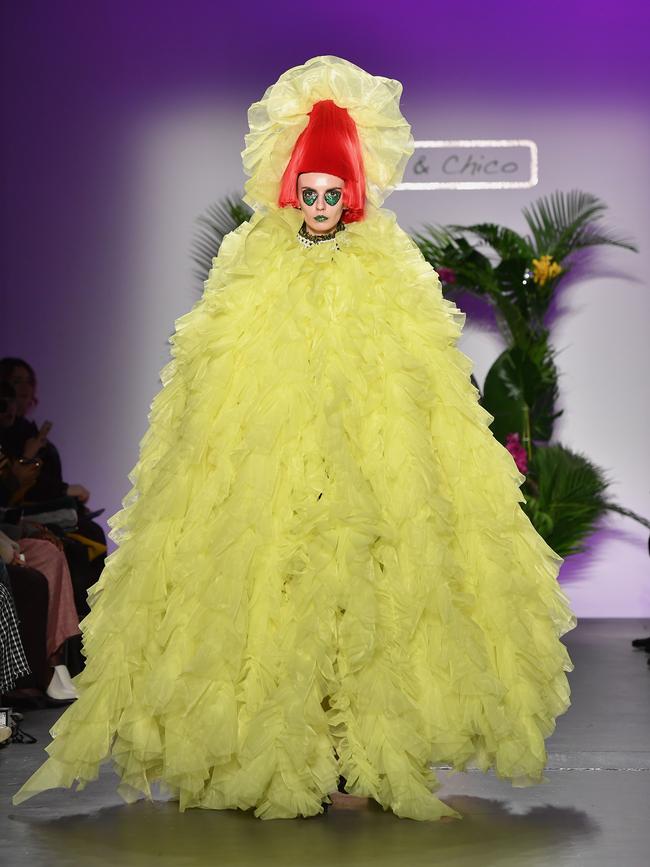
[278, 99, 366, 223]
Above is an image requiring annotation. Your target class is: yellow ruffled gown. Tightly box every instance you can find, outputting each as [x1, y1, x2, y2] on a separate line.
[12, 202, 576, 821]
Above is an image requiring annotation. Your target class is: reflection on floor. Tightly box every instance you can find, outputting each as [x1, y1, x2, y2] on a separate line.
[2, 618, 648, 867]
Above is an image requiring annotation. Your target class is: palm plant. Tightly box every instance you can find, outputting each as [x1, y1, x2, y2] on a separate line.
[190, 194, 253, 285]
[413, 191, 637, 443]
[413, 189, 648, 553]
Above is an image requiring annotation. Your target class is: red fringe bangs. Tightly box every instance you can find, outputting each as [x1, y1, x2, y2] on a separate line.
[278, 99, 366, 223]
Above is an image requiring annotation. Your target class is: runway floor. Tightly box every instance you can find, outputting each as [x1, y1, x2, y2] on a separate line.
[2, 618, 649, 866]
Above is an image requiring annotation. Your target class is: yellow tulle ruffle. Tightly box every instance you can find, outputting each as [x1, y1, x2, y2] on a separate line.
[12, 204, 576, 821]
[242, 55, 414, 211]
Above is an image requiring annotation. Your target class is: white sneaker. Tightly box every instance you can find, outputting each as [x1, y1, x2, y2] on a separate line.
[46, 666, 78, 701]
[53, 664, 78, 693]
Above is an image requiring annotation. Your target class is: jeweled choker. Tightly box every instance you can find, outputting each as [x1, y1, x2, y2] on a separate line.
[297, 220, 345, 245]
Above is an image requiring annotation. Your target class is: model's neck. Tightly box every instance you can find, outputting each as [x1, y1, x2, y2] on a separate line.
[299, 220, 344, 243]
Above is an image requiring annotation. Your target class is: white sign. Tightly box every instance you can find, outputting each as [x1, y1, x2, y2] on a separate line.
[398, 139, 538, 190]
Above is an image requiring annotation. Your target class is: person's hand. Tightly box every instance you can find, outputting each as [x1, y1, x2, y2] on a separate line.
[0, 531, 22, 566]
[23, 436, 47, 459]
[22, 420, 53, 459]
[10, 457, 42, 488]
[66, 483, 90, 503]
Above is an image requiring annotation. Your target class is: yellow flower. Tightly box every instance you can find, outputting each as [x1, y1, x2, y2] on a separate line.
[532, 254, 563, 286]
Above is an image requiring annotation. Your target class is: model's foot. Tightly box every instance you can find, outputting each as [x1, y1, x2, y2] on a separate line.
[329, 791, 371, 810]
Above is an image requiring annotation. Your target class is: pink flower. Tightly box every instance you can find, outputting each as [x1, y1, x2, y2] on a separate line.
[437, 267, 457, 285]
[505, 432, 528, 474]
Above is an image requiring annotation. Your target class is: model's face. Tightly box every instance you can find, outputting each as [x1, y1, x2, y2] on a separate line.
[297, 172, 345, 235]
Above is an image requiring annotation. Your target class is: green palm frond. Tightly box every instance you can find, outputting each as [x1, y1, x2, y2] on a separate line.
[411, 222, 460, 261]
[601, 501, 650, 530]
[190, 194, 253, 284]
[412, 223, 499, 299]
[524, 443, 610, 556]
[522, 189, 638, 260]
[447, 222, 534, 260]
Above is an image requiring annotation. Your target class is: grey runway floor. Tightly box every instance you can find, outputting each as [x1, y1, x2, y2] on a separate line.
[2, 617, 649, 867]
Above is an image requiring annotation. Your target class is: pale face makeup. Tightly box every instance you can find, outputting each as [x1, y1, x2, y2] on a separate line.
[296, 172, 345, 235]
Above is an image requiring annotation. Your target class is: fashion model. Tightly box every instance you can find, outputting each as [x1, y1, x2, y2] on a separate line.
[13, 55, 576, 821]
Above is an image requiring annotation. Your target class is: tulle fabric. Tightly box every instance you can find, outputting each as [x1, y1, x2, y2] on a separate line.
[242, 55, 414, 212]
[12, 204, 576, 821]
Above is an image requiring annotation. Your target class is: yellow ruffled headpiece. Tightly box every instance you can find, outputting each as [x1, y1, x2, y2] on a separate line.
[241, 55, 414, 212]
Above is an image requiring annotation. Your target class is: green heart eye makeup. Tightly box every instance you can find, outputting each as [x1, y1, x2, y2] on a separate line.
[300, 188, 342, 207]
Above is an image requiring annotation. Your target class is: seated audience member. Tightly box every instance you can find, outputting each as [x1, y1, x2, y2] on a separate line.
[0, 367, 107, 623]
[0, 359, 88, 503]
[1, 530, 79, 702]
